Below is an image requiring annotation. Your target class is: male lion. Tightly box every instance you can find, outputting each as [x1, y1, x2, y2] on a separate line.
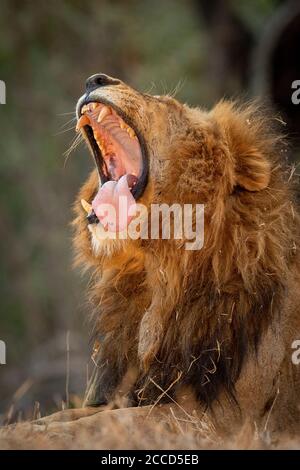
[37, 74, 300, 440]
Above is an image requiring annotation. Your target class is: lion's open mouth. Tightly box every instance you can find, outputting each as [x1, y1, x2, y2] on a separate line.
[76, 101, 148, 231]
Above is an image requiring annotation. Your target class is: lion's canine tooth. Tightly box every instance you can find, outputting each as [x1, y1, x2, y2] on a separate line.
[97, 106, 111, 123]
[81, 199, 92, 213]
[91, 102, 99, 110]
[76, 115, 90, 132]
[120, 122, 125, 129]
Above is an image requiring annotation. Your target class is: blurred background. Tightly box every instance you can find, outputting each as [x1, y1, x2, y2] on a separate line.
[0, 0, 300, 421]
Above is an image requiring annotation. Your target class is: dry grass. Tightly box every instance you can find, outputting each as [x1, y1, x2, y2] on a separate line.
[1, 409, 300, 450]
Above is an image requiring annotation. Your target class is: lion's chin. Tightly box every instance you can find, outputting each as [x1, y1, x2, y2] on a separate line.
[88, 222, 130, 257]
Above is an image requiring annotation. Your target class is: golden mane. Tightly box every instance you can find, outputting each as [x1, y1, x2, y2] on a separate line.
[72, 100, 300, 409]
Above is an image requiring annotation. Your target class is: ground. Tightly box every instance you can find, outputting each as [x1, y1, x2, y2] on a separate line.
[1, 405, 300, 450]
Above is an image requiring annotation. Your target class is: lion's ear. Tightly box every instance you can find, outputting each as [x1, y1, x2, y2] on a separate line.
[212, 101, 272, 192]
[234, 148, 271, 192]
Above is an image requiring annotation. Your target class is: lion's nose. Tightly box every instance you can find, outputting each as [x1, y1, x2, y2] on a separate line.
[85, 74, 120, 92]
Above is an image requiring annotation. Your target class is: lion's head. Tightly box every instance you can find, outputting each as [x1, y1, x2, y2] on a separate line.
[73, 74, 299, 409]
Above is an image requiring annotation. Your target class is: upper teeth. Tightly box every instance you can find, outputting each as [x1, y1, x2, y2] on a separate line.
[76, 114, 90, 132]
[97, 106, 111, 123]
[77, 103, 137, 142]
[81, 104, 90, 114]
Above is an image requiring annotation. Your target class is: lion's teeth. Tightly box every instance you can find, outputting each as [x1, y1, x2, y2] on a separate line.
[91, 102, 99, 110]
[128, 128, 135, 138]
[98, 140, 104, 153]
[94, 131, 104, 153]
[126, 127, 135, 138]
[81, 199, 92, 213]
[76, 114, 90, 132]
[97, 140, 105, 155]
[81, 104, 89, 114]
[97, 106, 111, 123]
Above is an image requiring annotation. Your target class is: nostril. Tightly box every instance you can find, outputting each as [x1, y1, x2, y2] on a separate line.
[85, 74, 120, 92]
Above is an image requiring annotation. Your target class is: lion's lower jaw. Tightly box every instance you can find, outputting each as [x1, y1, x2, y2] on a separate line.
[88, 223, 127, 256]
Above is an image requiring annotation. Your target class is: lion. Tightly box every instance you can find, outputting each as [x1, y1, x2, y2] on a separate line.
[30, 74, 300, 441]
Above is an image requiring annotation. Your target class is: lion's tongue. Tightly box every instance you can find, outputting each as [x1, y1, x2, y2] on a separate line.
[92, 175, 136, 232]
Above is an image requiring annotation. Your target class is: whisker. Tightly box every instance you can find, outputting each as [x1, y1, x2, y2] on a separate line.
[64, 133, 83, 156]
[59, 116, 77, 129]
[57, 111, 77, 116]
[55, 124, 77, 136]
[168, 78, 185, 98]
[160, 79, 168, 96]
[63, 133, 84, 167]
[56, 116, 77, 134]
[144, 81, 157, 94]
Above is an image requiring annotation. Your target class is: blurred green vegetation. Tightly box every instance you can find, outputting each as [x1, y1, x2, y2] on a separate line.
[0, 0, 297, 414]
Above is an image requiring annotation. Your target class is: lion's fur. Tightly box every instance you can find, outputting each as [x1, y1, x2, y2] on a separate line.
[72, 79, 300, 436]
